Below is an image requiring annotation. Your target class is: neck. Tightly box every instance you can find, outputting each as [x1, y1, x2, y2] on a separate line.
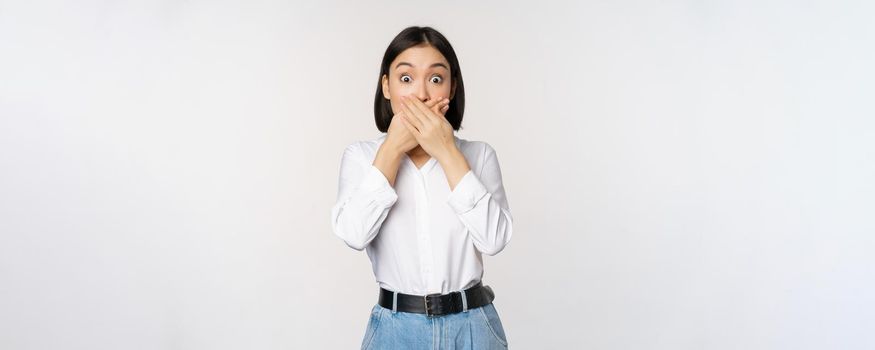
[407, 145, 427, 157]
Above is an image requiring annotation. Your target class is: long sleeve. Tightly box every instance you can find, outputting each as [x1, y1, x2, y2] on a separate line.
[330, 143, 398, 250]
[446, 143, 514, 256]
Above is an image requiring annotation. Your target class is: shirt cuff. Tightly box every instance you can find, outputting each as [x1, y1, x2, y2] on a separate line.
[360, 164, 399, 205]
[446, 170, 489, 214]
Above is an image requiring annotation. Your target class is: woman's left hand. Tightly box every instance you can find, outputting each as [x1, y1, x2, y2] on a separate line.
[398, 95, 457, 161]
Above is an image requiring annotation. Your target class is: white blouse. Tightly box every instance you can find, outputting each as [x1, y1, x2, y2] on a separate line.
[330, 133, 513, 295]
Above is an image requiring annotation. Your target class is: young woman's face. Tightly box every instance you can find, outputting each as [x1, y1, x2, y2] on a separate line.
[382, 44, 455, 115]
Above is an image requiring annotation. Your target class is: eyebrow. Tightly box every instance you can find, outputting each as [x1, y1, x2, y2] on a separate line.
[394, 62, 449, 70]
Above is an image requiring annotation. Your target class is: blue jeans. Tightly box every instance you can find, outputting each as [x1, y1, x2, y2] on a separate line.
[360, 302, 509, 349]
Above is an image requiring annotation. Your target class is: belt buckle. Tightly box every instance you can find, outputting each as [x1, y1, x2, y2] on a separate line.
[423, 293, 441, 317]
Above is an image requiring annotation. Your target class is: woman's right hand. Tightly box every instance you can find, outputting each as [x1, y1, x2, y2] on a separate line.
[374, 98, 449, 187]
[386, 97, 449, 154]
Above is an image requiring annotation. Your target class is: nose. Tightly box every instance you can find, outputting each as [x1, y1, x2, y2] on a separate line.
[413, 81, 429, 102]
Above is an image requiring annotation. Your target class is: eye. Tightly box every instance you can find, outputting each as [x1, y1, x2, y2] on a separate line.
[430, 75, 443, 84]
[400, 74, 411, 83]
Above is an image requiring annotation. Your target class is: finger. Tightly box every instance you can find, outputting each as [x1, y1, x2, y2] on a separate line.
[391, 110, 405, 125]
[401, 97, 438, 111]
[432, 99, 450, 115]
[429, 97, 447, 111]
[399, 107, 424, 132]
[425, 97, 441, 109]
[407, 96, 440, 124]
[427, 97, 450, 119]
[399, 114, 420, 135]
[400, 96, 428, 129]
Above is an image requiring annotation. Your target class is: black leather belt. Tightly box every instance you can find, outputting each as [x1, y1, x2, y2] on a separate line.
[378, 281, 495, 317]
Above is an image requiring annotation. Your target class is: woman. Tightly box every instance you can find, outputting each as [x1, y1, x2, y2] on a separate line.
[330, 26, 514, 349]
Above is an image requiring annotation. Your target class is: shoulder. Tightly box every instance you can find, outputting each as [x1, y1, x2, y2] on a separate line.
[455, 135, 497, 159]
[454, 135, 501, 175]
[340, 133, 388, 163]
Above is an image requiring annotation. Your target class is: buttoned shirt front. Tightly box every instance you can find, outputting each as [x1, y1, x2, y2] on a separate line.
[330, 133, 513, 295]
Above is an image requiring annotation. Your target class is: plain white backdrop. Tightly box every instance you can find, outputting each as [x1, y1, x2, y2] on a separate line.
[1, 0, 873, 349]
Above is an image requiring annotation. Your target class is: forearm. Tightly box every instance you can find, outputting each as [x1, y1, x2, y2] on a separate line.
[437, 146, 471, 191]
[443, 144, 513, 256]
[373, 141, 404, 187]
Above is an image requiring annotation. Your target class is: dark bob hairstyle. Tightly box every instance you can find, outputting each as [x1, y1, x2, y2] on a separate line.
[374, 26, 465, 132]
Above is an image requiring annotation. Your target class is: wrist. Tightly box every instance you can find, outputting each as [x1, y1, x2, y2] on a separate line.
[378, 140, 405, 160]
[435, 144, 462, 164]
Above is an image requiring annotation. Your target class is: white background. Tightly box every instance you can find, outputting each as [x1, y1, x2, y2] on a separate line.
[1, 0, 873, 349]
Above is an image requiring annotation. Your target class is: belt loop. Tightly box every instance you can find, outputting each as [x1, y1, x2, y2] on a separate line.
[391, 291, 398, 314]
[460, 289, 468, 312]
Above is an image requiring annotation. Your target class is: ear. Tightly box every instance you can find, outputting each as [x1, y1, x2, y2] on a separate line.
[382, 74, 391, 100]
[450, 80, 457, 100]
